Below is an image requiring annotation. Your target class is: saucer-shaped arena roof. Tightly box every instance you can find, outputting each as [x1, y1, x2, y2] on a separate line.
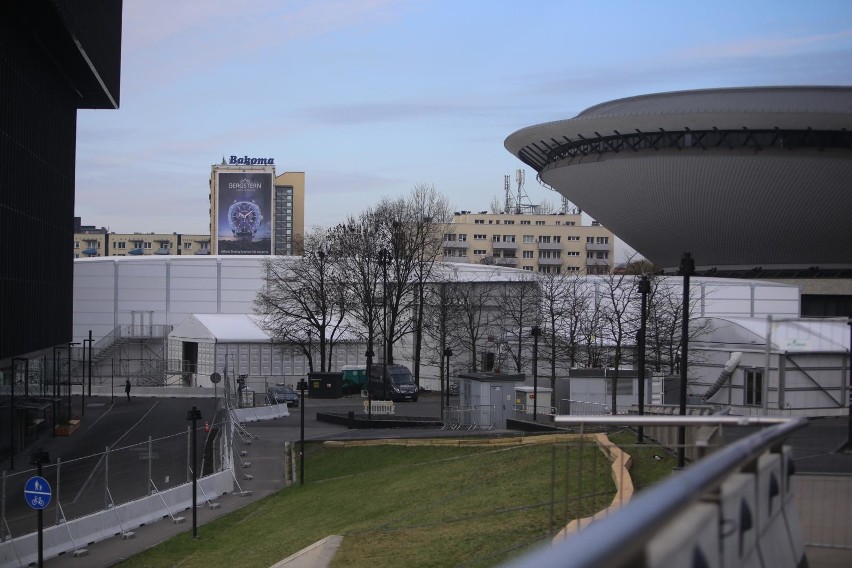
[505, 86, 852, 272]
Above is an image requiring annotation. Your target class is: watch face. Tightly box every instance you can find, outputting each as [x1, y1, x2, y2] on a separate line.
[228, 200, 263, 238]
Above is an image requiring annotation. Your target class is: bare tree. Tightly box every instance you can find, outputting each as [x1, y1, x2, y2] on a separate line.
[447, 272, 502, 373]
[329, 209, 385, 372]
[496, 273, 540, 373]
[599, 272, 639, 412]
[254, 229, 348, 373]
[405, 184, 452, 387]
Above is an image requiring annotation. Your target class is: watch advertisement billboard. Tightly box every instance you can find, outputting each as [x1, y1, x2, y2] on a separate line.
[217, 172, 273, 254]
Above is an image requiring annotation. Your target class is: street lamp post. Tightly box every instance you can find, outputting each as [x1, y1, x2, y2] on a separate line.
[68, 342, 80, 418]
[677, 253, 695, 469]
[297, 378, 307, 484]
[444, 347, 453, 409]
[637, 276, 651, 443]
[531, 326, 541, 420]
[85, 329, 93, 398]
[378, 248, 393, 400]
[186, 407, 202, 538]
[365, 348, 374, 420]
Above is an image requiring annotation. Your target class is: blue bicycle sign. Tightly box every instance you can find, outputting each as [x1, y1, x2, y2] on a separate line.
[24, 476, 51, 510]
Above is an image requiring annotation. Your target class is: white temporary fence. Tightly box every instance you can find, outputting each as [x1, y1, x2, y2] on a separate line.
[0, 470, 233, 567]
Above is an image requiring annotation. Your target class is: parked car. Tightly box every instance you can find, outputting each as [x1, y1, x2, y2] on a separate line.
[267, 383, 299, 407]
[368, 364, 418, 402]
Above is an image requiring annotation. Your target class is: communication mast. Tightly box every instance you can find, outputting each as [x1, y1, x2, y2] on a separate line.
[505, 169, 538, 214]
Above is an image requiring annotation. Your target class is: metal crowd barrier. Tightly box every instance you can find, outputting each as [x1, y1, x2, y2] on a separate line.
[442, 405, 495, 430]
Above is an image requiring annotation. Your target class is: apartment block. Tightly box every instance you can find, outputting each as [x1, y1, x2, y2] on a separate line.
[445, 212, 615, 274]
[73, 231, 211, 258]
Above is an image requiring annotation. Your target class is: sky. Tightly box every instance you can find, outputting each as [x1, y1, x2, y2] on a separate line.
[75, 0, 852, 262]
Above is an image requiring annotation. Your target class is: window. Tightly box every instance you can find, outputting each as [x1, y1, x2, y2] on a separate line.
[73, 241, 79, 248]
[586, 236, 595, 244]
[523, 235, 534, 243]
[587, 252, 594, 259]
[184, 242, 193, 250]
[539, 250, 560, 259]
[143, 242, 152, 249]
[597, 236, 609, 244]
[200, 242, 209, 251]
[744, 370, 763, 406]
[114, 241, 126, 250]
[520, 220, 531, 225]
[566, 251, 580, 256]
[596, 251, 609, 259]
[522, 266, 533, 271]
[503, 235, 515, 242]
[553, 236, 561, 243]
[474, 249, 487, 255]
[475, 219, 485, 224]
[504, 220, 514, 225]
[474, 234, 487, 240]
[523, 251, 533, 259]
[565, 266, 580, 272]
[535, 220, 545, 226]
[567, 236, 580, 241]
[538, 236, 551, 244]
[445, 234, 457, 242]
[458, 234, 467, 242]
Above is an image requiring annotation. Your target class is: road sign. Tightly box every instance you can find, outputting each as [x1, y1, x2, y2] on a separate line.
[24, 476, 51, 510]
[210, 372, 221, 384]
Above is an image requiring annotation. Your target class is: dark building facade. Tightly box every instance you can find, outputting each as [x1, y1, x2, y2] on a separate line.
[0, 1, 123, 361]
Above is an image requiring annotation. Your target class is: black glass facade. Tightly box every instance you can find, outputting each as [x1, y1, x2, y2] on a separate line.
[0, 1, 122, 360]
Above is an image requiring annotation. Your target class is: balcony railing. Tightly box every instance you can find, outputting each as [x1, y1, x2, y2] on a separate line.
[585, 242, 610, 251]
[537, 242, 564, 250]
[495, 257, 518, 266]
[443, 241, 469, 249]
[492, 241, 518, 250]
[538, 257, 563, 266]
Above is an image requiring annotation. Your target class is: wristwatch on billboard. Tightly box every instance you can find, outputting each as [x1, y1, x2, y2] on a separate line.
[227, 200, 263, 241]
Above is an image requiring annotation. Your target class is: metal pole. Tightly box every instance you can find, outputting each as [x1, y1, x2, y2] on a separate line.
[87, 329, 93, 398]
[10, 359, 20, 470]
[365, 349, 373, 420]
[677, 253, 694, 469]
[67, 345, 73, 421]
[637, 276, 650, 443]
[186, 406, 201, 538]
[444, 347, 452, 408]
[532, 326, 541, 420]
[298, 379, 307, 484]
[381, 249, 390, 400]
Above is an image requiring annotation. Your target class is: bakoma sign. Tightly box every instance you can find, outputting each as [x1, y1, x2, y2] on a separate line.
[229, 155, 274, 165]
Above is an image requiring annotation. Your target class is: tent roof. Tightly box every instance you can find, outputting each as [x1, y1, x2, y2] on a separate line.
[693, 317, 850, 352]
[170, 314, 271, 343]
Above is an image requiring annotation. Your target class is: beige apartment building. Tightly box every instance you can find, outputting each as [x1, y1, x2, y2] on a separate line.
[445, 212, 615, 274]
[73, 231, 211, 258]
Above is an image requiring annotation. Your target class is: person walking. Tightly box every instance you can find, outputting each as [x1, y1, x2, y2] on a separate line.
[125, 379, 131, 401]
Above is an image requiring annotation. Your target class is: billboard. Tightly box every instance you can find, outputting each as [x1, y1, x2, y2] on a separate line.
[216, 172, 273, 255]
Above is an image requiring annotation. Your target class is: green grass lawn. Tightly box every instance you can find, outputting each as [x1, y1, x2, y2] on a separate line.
[117, 433, 671, 568]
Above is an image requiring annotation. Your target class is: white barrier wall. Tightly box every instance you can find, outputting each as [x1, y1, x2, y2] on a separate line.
[0, 470, 233, 567]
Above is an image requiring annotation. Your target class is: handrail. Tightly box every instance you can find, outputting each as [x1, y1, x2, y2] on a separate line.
[505, 415, 807, 568]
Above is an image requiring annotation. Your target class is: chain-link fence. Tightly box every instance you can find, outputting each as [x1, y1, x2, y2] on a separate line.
[0, 424, 224, 543]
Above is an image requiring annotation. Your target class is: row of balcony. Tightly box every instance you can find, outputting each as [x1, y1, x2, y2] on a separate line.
[445, 241, 610, 251]
[442, 255, 610, 270]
